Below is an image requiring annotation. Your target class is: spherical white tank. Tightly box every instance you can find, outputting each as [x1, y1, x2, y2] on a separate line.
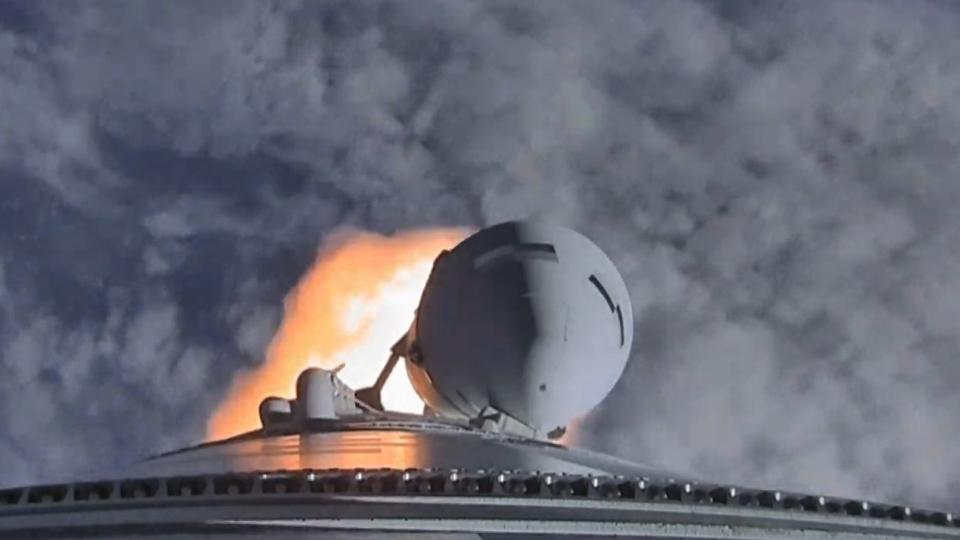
[405, 221, 633, 432]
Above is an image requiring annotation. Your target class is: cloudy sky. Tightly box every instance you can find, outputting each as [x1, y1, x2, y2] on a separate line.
[2, 0, 960, 511]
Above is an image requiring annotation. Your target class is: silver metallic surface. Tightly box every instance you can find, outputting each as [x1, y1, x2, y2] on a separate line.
[2, 462, 958, 538]
[124, 426, 669, 478]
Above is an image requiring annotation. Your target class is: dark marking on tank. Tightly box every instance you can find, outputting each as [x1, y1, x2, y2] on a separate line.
[589, 274, 615, 312]
[474, 243, 558, 269]
[616, 305, 625, 347]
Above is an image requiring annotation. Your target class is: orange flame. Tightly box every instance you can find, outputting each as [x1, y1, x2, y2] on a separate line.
[558, 416, 584, 447]
[207, 227, 468, 441]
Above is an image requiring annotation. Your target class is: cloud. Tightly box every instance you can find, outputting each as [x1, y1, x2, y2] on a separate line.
[1, 0, 960, 511]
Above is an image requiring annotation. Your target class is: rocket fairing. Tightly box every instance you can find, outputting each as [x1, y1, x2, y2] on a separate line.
[1, 221, 957, 539]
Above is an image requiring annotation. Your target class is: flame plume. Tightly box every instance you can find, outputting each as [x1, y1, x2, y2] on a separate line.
[207, 228, 467, 441]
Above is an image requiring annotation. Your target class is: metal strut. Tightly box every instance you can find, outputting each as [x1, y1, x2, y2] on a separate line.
[355, 334, 409, 412]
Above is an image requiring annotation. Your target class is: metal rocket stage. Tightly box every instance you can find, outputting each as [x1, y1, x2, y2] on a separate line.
[1, 420, 959, 539]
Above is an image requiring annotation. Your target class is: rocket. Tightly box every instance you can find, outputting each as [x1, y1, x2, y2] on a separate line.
[0, 222, 957, 539]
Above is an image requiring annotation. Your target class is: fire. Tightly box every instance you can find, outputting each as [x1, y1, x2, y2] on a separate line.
[558, 417, 584, 446]
[207, 227, 468, 441]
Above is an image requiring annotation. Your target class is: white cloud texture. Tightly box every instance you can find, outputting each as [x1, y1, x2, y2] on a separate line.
[1, 0, 960, 510]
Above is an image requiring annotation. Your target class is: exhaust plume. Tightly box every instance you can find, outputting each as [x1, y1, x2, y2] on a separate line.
[207, 228, 467, 441]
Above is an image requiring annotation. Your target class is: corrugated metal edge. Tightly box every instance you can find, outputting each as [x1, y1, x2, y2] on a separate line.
[0, 468, 955, 532]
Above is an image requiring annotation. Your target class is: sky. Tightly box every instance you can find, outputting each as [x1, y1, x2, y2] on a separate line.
[1, 0, 960, 511]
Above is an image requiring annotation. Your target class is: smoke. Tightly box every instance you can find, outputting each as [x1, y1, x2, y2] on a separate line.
[2, 0, 960, 510]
